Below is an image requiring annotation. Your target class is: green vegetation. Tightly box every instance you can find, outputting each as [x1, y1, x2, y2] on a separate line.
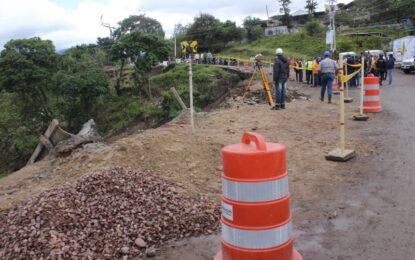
[220, 33, 327, 60]
[152, 64, 232, 118]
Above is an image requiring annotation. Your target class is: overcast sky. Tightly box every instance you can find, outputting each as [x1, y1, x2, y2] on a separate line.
[0, 0, 352, 50]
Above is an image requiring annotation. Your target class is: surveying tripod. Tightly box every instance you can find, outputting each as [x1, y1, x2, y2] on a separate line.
[242, 59, 275, 107]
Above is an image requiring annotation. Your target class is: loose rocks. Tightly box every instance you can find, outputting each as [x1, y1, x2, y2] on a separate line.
[0, 167, 220, 259]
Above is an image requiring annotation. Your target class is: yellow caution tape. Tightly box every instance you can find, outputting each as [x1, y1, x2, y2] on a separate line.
[345, 63, 362, 68]
[339, 68, 362, 84]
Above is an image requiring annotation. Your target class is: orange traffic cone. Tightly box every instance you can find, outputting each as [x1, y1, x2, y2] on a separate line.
[214, 132, 302, 260]
[363, 74, 383, 113]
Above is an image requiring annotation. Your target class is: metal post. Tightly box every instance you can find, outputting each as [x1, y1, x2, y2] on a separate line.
[189, 57, 195, 133]
[360, 56, 365, 115]
[332, 6, 336, 52]
[345, 64, 349, 98]
[174, 34, 177, 59]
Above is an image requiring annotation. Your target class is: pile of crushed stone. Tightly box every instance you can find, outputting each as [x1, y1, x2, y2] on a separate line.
[0, 167, 220, 259]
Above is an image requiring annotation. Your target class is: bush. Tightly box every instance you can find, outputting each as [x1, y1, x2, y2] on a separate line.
[304, 20, 325, 37]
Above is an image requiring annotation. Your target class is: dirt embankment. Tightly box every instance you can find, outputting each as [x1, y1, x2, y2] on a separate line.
[0, 77, 378, 259]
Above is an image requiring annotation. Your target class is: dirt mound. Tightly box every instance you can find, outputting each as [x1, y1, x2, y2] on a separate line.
[0, 167, 220, 259]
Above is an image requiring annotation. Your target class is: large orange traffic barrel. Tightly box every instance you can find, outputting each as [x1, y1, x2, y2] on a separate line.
[363, 74, 383, 113]
[214, 132, 302, 260]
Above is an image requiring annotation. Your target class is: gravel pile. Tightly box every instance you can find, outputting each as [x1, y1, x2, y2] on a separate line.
[0, 167, 220, 259]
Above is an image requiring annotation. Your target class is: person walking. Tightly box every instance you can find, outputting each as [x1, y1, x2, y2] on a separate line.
[318, 51, 339, 104]
[375, 54, 387, 85]
[272, 48, 290, 110]
[387, 54, 395, 85]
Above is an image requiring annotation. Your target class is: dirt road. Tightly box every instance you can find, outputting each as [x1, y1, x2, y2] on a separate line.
[1, 70, 413, 259]
[145, 72, 415, 260]
[297, 71, 415, 260]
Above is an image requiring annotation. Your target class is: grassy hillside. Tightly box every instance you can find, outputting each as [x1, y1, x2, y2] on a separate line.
[220, 33, 327, 60]
[220, 31, 397, 60]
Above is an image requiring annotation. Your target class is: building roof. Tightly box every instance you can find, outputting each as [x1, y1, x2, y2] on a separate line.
[291, 10, 308, 17]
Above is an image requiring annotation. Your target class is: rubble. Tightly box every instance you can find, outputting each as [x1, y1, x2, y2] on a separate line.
[0, 167, 220, 259]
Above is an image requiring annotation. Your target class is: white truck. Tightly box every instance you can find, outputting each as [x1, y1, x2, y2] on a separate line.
[393, 36, 415, 74]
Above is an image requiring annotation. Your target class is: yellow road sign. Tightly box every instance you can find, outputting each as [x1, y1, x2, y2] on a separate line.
[181, 41, 198, 54]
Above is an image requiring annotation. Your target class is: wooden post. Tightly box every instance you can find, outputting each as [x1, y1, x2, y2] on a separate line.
[170, 87, 187, 110]
[360, 56, 365, 115]
[326, 57, 355, 162]
[189, 57, 195, 133]
[27, 119, 59, 165]
[339, 58, 346, 153]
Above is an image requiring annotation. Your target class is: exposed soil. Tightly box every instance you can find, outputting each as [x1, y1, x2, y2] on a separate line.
[2, 69, 412, 259]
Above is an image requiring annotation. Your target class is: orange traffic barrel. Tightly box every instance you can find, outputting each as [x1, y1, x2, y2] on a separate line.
[363, 74, 383, 113]
[214, 132, 302, 260]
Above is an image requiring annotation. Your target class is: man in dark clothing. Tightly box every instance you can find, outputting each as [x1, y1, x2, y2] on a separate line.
[375, 54, 387, 85]
[272, 48, 290, 110]
[387, 54, 395, 85]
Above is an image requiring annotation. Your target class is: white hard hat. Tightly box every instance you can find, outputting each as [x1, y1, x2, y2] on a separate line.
[276, 48, 283, 54]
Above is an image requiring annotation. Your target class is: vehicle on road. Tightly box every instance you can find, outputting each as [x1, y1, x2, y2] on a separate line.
[339, 51, 357, 63]
[366, 50, 385, 58]
[392, 36, 415, 73]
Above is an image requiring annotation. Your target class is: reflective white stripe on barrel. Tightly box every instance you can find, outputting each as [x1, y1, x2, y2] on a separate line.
[364, 84, 379, 90]
[222, 175, 289, 202]
[363, 95, 380, 101]
[222, 221, 292, 249]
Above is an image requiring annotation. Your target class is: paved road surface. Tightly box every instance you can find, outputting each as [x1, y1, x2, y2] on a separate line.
[296, 71, 415, 259]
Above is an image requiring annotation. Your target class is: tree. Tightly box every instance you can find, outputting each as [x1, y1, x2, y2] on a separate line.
[113, 15, 165, 39]
[243, 16, 265, 42]
[278, 0, 292, 32]
[217, 20, 244, 48]
[53, 49, 108, 130]
[110, 30, 169, 96]
[187, 14, 221, 51]
[304, 20, 325, 36]
[305, 0, 318, 16]
[0, 37, 57, 121]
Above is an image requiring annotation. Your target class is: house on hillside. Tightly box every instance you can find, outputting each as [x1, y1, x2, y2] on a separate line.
[268, 9, 326, 34]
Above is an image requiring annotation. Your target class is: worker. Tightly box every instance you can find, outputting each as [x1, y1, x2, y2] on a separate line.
[306, 59, 313, 84]
[296, 59, 303, 82]
[313, 58, 320, 87]
[375, 54, 387, 86]
[318, 51, 339, 104]
[272, 48, 290, 110]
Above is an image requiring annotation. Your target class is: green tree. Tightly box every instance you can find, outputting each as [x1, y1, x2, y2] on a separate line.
[217, 20, 244, 48]
[304, 20, 325, 36]
[187, 14, 221, 51]
[278, 0, 292, 32]
[305, 0, 318, 16]
[53, 49, 109, 130]
[0, 37, 57, 121]
[113, 14, 165, 39]
[110, 30, 169, 96]
[243, 16, 265, 42]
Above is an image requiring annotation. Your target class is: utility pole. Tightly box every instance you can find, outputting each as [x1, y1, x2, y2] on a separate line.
[189, 56, 195, 133]
[174, 24, 177, 59]
[328, 0, 337, 53]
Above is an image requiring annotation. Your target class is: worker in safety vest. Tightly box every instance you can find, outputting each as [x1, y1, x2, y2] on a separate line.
[306, 59, 313, 84]
[318, 51, 339, 104]
[313, 58, 320, 87]
[294, 59, 301, 82]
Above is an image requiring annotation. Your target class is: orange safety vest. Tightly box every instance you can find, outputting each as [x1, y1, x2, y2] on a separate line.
[313, 62, 319, 74]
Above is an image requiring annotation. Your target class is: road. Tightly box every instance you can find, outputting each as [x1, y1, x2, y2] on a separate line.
[148, 71, 415, 260]
[295, 70, 415, 259]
